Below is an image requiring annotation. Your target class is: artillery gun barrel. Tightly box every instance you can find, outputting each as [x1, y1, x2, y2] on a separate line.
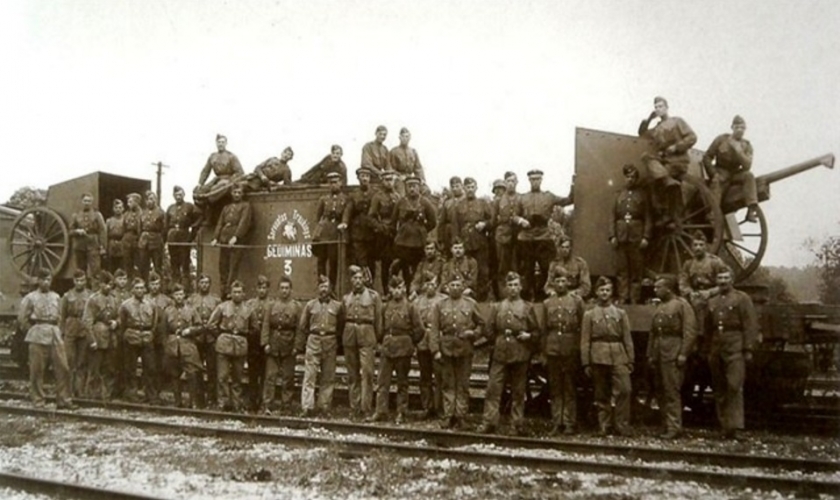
[755, 153, 834, 203]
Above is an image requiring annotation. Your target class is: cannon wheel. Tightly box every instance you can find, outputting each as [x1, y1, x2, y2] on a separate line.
[8, 207, 70, 280]
[645, 176, 724, 278]
[719, 205, 768, 283]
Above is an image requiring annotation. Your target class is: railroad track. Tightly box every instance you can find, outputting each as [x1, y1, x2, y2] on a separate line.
[0, 471, 167, 500]
[0, 399, 838, 496]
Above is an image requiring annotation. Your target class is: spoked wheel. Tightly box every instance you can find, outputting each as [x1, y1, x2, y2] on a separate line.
[645, 175, 724, 278]
[719, 205, 768, 283]
[8, 207, 70, 280]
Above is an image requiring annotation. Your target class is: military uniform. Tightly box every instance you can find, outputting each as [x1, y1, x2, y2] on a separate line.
[680, 253, 729, 345]
[412, 291, 446, 416]
[208, 299, 251, 411]
[375, 298, 422, 419]
[119, 296, 158, 402]
[297, 297, 342, 412]
[428, 295, 484, 423]
[313, 191, 349, 288]
[581, 304, 634, 434]
[361, 141, 390, 179]
[161, 302, 203, 407]
[345, 186, 377, 278]
[188, 291, 222, 406]
[213, 199, 252, 293]
[515, 190, 572, 301]
[110, 286, 132, 398]
[195, 149, 244, 206]
[410, 256, 444, 297]
[707, 289, 758, 435]
[703, 133, 757, 207]
[393, 195, 437, 285]
[165, 201, 201, 289]
[544, 256, 592, 298]
[369, 187, 401, 291]
[648, 296, 697, 435]
[299, 155, 347, 186]
[639, 116, 697, 181]
[19, 289, 73, 407]
[492, 192, 519, 289]
[342, 288, 382, 415]
[437, 195, 463, 257]
[139, 205, 166, 281]
[542, 292, 585, 432]
[453, 196, 493, 301]
[241, 157, 292, 191]
[610, 186, 652, 304]
[261, 298, 302, 411]
[61, 287, 92, 397]
[105, 213, 125, 274]
[122, 206, 142, 278]
[389, 145, 424, 196]
[440, 256, 478, 295]
[70, 208, 106, 279]
[481, 298, 539, 432]
[245, 295, 271, 411]
[82, 290, 120, 399]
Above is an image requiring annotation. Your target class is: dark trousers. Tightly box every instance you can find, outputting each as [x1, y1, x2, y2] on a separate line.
[375, 355, 411, 416]
[74, 249, 101, 281]
[122, 237, 140, 278]
[351, 239, 374, 275]
[592, 363, 632, 433]
[247, 341, 266, 411]
[168, 243, 192, 290]
[439, 353, 472, 419]
[163, 354, 201, 408]
[615, 242, 645, 304]
[28, 343, 72, 406]
[139, 246, 163, 281]
[482, 360, 528, 428]
[217, 353, 246, 411]
[106, 252, 124, 275]
[125, 342, 158, 401]
[518, 239, 555, 301]
[65, 336, 89, 397]
[372, 236, 395, 292]
[393, 245, 424, 286]
[547, 355, 579, 429]
[314, 243, 339, 289]
[219, 247, 244, 295]
[708, 350, 745, 432]
[85, 348, 113, 400]
[495, 241, 517, 297]
[417, 349, 441, 415]
[263, 352, 296, 409]
[465, 245, 490, 301]
[197, 341, 218, 407]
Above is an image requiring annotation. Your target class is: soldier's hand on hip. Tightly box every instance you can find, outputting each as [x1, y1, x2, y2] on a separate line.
[584, 366, 592, 378]
[676, 354, 687, 368]
[337, 223, 347, 231]
[639, 238, 649, 249]
[264, 345, 271, 354]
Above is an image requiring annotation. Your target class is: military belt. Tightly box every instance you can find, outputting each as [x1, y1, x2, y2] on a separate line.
[309, 330, 336, 337]
[347, 319, 373, 325]
[592, 338, 622, 344]
[220, 330, 247, 337]
[34, 319, 58, 325]
[387, 329, 412, 336]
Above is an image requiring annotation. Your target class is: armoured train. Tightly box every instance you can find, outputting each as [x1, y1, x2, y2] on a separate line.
[2, 128, 838, 414]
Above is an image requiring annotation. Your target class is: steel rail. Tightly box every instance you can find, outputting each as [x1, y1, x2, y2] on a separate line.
[0, 471, 167, 500]
[0, 404, 837, 496]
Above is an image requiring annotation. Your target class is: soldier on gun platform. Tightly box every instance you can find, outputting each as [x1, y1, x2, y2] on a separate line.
[165, 186, 201, 291]
[610, 163, 652, 304]
[703, 115, 759, 223]
[211, 184, 252, 296]
[69, 192, 107, 281]
[312, 172, 348, 289]
[194, 134, 244, 208]
[389, 127, 425, 196]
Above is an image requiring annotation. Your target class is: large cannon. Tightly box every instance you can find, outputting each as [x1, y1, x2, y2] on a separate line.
[573, 127, 835, 282]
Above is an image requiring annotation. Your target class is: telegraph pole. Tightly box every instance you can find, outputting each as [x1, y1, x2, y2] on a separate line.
[151, 161, 170, 201]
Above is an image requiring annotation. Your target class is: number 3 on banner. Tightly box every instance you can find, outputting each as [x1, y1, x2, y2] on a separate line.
[284, 259, 292, 275]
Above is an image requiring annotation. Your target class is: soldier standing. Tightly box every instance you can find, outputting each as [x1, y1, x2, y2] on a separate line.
[610, 164, 652, 304]
[369, 171, 401, 291]
[429, 276, 485, 429]
[194, 134, 245, 208]
[119, 278, 158, 403]
[208, 280, 251, 412]
[165, 186, 201, 291]
[706, 268, 758, 439]
[492, 172, 519, 295]
[513, 169, 573, 301]
[412, 272, 446, 418]
[544, 235, 591, 299]
[342, 265, 383, 418]
[437, 176, 464, 257]
[440, 240, 478, 297]
[361, 125, 390, 179]
[211, 184, 253, 296]
[82, 271, 120, 400]
[110, 269, 131, 399]
[61, 270, 91, 397]
[299, 145, 347, 186]
[703, 115, 759, 222]
[161, 284, 204, 408]
[188, 274, 222, 407]
[346, 167, 377, 279]
[542, 272, 585, 435]
[389, 127, 425, 196]
[581, 277, 634, 436]
[19, 269, 75, 409]
[478, 272, 539, 436]
[105, 199, 125, 274]
[637, 96, 697, 222]
[453, 177, 493, 301]
[409, 241, 444, 299]
[680, 231, 729, 350]
[297, 275, 343, 417]
[69, 192, 107, 280]
[369, 275, 421, 423]
[242, 147, 294, 192]
[138, 191, 166, 281]
[261, 276, 302, 414]
[648, 276, 697, 439]
[122, 193, 143, 279]
[147, 271, 173, 399]
[312, 172, 348, 289]
[245, 275, 271, 412]
[393, 176, 437, 285]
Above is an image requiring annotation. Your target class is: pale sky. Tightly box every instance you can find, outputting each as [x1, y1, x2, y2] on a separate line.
[1, 0, 838, 267]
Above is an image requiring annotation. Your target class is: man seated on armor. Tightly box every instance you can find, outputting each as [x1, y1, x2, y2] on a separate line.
[298, 145, 347, 186]
[703, 115, 759, 223]
[240, 147, 295, 192]
[193, 134, 244, 208]
[638, 96, 697, 224]
[543, 235, 591, 299]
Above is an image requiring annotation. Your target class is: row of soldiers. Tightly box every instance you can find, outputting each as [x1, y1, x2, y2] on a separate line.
[21, 236, 756, 439]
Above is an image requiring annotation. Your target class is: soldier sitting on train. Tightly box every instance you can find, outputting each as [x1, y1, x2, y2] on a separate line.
[543, 235, 591, 299]
[240, 146, 295, 193]
[194, 134, 244, 208]
[703, 115, 760, 223]
[440, 239, 477, 297]
[298, 144, 347, 186]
